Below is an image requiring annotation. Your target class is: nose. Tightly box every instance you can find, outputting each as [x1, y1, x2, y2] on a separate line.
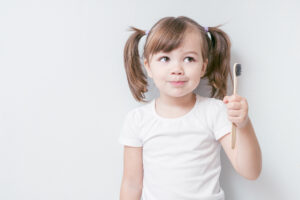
[171, 62, 184, 75]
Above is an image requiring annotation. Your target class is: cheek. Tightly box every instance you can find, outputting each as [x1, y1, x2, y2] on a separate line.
[151, 70, 168, 86]
[152, 67, 167, 80]
[188, 66, 202, 79]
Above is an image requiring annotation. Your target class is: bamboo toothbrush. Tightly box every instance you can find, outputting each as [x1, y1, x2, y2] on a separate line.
[232, 63, 242, 149]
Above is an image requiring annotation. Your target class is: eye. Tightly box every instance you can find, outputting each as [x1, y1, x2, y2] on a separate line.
[184, 57, 195, 62]
[159, 56, 170, 62]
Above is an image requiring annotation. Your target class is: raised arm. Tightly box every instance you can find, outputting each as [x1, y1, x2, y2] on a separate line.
[220, 95, 262, 180]
[219, 118, 262, 180]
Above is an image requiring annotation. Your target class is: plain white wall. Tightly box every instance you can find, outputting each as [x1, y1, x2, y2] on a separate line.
[0, 0, 299, 199]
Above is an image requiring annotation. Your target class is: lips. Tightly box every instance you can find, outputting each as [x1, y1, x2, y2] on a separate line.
[169, 81, 186, 86]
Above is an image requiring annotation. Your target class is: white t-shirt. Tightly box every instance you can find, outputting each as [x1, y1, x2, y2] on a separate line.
[118, 94, 232, 200]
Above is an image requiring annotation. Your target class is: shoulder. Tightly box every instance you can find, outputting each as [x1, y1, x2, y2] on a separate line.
[124, 99, 154, 124]
[209, 97, 226, 109]
[196, 95, 224, 110]
[196, 95, 228, 124]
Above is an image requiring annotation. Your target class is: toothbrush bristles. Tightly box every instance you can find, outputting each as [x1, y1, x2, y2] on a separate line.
[235, 64, 242, 76]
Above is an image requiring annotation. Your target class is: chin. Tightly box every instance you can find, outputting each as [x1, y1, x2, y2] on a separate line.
[166, 90, 194, 98]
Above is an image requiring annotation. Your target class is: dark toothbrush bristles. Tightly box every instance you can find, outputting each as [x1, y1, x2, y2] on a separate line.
[235, 64, 242, 76]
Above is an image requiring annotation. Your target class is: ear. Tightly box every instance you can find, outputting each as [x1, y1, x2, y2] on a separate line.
[200, 58, 208, 77]
[144, 59, 153, 78]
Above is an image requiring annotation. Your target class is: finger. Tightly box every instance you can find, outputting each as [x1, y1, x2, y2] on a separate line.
[227, 102, 241, 110]
[228, 115, 248, 124]
[223, 96, 230, 104]
[228, 109, 241, 117]
[228, 116, 243, 123]
[224, 95, 242, 103]
[229, 94, 243, 102]
[240, 98, 248, 107]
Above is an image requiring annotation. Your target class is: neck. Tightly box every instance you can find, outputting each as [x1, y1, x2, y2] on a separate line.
[157, 92, 196, 108]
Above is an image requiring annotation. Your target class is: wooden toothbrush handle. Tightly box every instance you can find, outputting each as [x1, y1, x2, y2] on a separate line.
[232, 63, 237, 149]
[231, 124, 236, 149]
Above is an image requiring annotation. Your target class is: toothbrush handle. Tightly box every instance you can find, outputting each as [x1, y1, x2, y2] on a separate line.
[233, 71, 237, 95]
[232, 64, 237, 149]
[231, 124, 236, 149]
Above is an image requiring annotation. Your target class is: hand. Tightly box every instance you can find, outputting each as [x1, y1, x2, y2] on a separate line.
[223, 94, 249, 129]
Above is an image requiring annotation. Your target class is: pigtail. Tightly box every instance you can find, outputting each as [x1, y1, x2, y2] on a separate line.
[123, 26, 148, 102]
[205, 26, 233, 100]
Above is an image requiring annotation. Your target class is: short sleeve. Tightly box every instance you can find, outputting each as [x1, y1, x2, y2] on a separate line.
[118, 109, 143, 147]
[210, 99, 232, 141]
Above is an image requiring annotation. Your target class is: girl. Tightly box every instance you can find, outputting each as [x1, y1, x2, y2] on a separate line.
[119, 16, 262, 200]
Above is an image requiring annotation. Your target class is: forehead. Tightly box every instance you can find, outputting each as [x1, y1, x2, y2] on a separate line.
[156, 27, 202, 55]
[145, 23, 204, 61]
[177, 28, 202, 53]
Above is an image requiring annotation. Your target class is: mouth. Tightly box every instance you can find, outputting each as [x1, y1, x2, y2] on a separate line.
[169, 81, 186, 86]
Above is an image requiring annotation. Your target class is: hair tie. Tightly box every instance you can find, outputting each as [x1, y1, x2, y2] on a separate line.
[145, 30, 150, 36]
[204, 26, 209, 32]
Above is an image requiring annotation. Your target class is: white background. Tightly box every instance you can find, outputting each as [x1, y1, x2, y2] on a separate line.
[0, 0, 299, 199]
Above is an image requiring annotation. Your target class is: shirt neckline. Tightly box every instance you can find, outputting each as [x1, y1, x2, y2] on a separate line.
[151, 93, 200, 121]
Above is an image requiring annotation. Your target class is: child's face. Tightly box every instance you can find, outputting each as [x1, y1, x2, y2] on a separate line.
[144, 28, 208, 98]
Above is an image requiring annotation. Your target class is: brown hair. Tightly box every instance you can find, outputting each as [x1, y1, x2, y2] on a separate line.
[123, 16, 233, 102]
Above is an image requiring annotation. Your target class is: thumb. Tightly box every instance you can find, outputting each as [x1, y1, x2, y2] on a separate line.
[223, 96, 229, 104]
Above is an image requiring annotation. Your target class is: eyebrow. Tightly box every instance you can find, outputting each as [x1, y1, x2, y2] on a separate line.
[156, 50, 199, 56]
[184, 51, 199, 56]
